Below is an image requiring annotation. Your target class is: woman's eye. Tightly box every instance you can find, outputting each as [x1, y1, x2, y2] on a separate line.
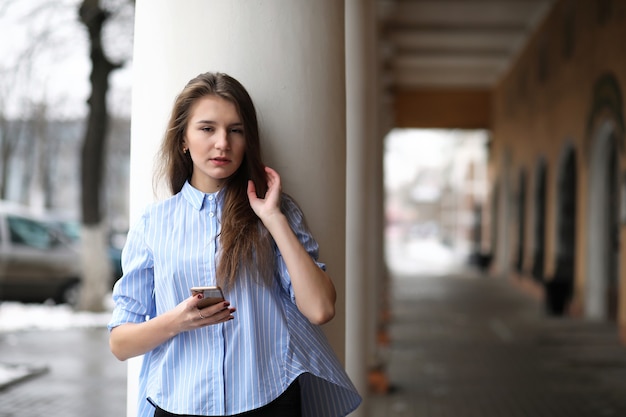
[201, 127, 214, 132]
[230, 128, 244, 134]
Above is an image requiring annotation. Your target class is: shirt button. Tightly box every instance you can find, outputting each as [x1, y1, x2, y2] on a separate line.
[208, 195, 214, 201]
[209, 212, 215, 217]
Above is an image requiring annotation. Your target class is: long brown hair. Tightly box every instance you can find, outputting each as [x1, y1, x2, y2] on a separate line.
[155, 72, 274, 289]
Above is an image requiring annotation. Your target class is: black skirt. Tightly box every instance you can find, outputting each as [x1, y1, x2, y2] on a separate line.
[153, 379, 301, 417]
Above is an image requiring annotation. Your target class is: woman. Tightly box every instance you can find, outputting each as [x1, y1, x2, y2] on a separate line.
[108, 72, 361, 417]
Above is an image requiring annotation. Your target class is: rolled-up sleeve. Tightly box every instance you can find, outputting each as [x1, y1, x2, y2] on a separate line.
[108, 213, 155, 330]
[275, 195, 327, 303]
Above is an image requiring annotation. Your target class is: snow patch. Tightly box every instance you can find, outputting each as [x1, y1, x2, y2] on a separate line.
[0, 362, 48, 390]
[0, 301, 112, 333]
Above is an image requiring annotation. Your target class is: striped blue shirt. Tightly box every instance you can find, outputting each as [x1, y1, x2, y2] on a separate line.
[108, 181, 361, 416]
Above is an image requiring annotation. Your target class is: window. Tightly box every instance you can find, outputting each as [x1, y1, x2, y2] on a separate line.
[8, 216, 54, 250]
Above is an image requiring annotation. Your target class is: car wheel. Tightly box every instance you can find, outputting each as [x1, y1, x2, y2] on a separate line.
[59, 281, 82, 306]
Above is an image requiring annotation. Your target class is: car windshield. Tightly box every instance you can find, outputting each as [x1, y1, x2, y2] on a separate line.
[52, 220, 81, 242]
[7, 215, 55, 250]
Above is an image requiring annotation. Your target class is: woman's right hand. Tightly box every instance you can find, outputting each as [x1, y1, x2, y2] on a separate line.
[109, 295, 235, 361]
[164, 294, 236, 335]
[190, 294, 236, 329]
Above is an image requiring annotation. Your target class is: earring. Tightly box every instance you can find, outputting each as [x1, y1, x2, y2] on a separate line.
[183, 147, 188, 153]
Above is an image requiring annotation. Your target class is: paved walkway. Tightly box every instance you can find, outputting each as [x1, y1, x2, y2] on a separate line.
[369, 269, 626, 417]
[0, 327, 127, 417]
[2, 268, 626, 416]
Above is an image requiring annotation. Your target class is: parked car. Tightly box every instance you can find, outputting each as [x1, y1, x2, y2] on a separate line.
[108, 231, 125, 281]
[43, 217, 125, 284]
[0, 203, 82, 305]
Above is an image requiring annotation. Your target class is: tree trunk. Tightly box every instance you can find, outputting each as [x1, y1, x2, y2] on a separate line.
[0, 117, 29, 200]
[78, 0, 120, 311]
[0, 115, 10, 199]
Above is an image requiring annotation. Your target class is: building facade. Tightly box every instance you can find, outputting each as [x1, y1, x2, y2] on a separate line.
[488, 0, 626, 337]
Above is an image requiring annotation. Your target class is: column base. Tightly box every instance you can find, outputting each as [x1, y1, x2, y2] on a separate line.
[507, 271, 544, 301]
[619, 324, 626, 347]
[567, 295, 584, 318]
[369, 326, 391, 395]
[368, 366, 390, 394]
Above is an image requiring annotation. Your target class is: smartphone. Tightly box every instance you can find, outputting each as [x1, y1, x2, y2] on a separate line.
[191, 286, 225, 308]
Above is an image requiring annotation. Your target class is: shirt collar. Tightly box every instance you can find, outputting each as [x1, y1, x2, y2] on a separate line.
[181, 181, 220, 211]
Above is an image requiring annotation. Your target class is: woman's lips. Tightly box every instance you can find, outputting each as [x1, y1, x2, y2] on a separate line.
[210, 157, 230, 166]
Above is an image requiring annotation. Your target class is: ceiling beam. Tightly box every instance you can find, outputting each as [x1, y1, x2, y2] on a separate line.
[394, 89, 492, 129]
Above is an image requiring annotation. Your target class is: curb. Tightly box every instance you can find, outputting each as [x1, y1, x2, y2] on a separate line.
[0, 363, 49, 391]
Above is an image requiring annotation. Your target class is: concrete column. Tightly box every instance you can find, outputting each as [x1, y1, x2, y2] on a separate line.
[366, 48, 387, 385]
[370, 34, 394, 399]
[345, 0, 375, 414]
[127, 1, 347, 416]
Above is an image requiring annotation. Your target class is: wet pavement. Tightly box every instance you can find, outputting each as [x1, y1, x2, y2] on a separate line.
[2, 268, 626, 416]
[369, 270, 626, 416]
[0, 327, 126, 417]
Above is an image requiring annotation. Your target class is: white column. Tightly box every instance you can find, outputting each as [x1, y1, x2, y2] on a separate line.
[346, 0, 377, 414]
[367, 42, 387, 384]
[127, 1, 347, 416]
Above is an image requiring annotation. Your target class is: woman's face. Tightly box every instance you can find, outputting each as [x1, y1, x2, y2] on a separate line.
[183, 95, 246, 193]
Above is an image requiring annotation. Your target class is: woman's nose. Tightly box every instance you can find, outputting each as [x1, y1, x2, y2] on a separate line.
[214, 129, 230, 150]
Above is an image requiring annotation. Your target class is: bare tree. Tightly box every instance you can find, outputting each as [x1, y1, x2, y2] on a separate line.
[0, 0, 82, 202]
[0, 0, 133, 310]
[76, 0, 126, 311]
[28, 100, 56, 209]
[0, 55, 37, 200]
[0, 114, 28, 199]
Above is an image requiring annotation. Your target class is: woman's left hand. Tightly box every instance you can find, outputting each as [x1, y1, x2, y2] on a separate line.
[248, 166, 336, 325]
[247, 166, 283, 223]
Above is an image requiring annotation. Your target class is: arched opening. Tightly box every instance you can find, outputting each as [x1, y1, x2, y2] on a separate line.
[548, 146, 576, 316]
[586, 123, 620, 320]
[491, 181, 500, 261]
[532, 159, 547, 282]
[497, 149, 512, 276]
[514, 169, 527, 274]
[605, 137, 619, 320]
